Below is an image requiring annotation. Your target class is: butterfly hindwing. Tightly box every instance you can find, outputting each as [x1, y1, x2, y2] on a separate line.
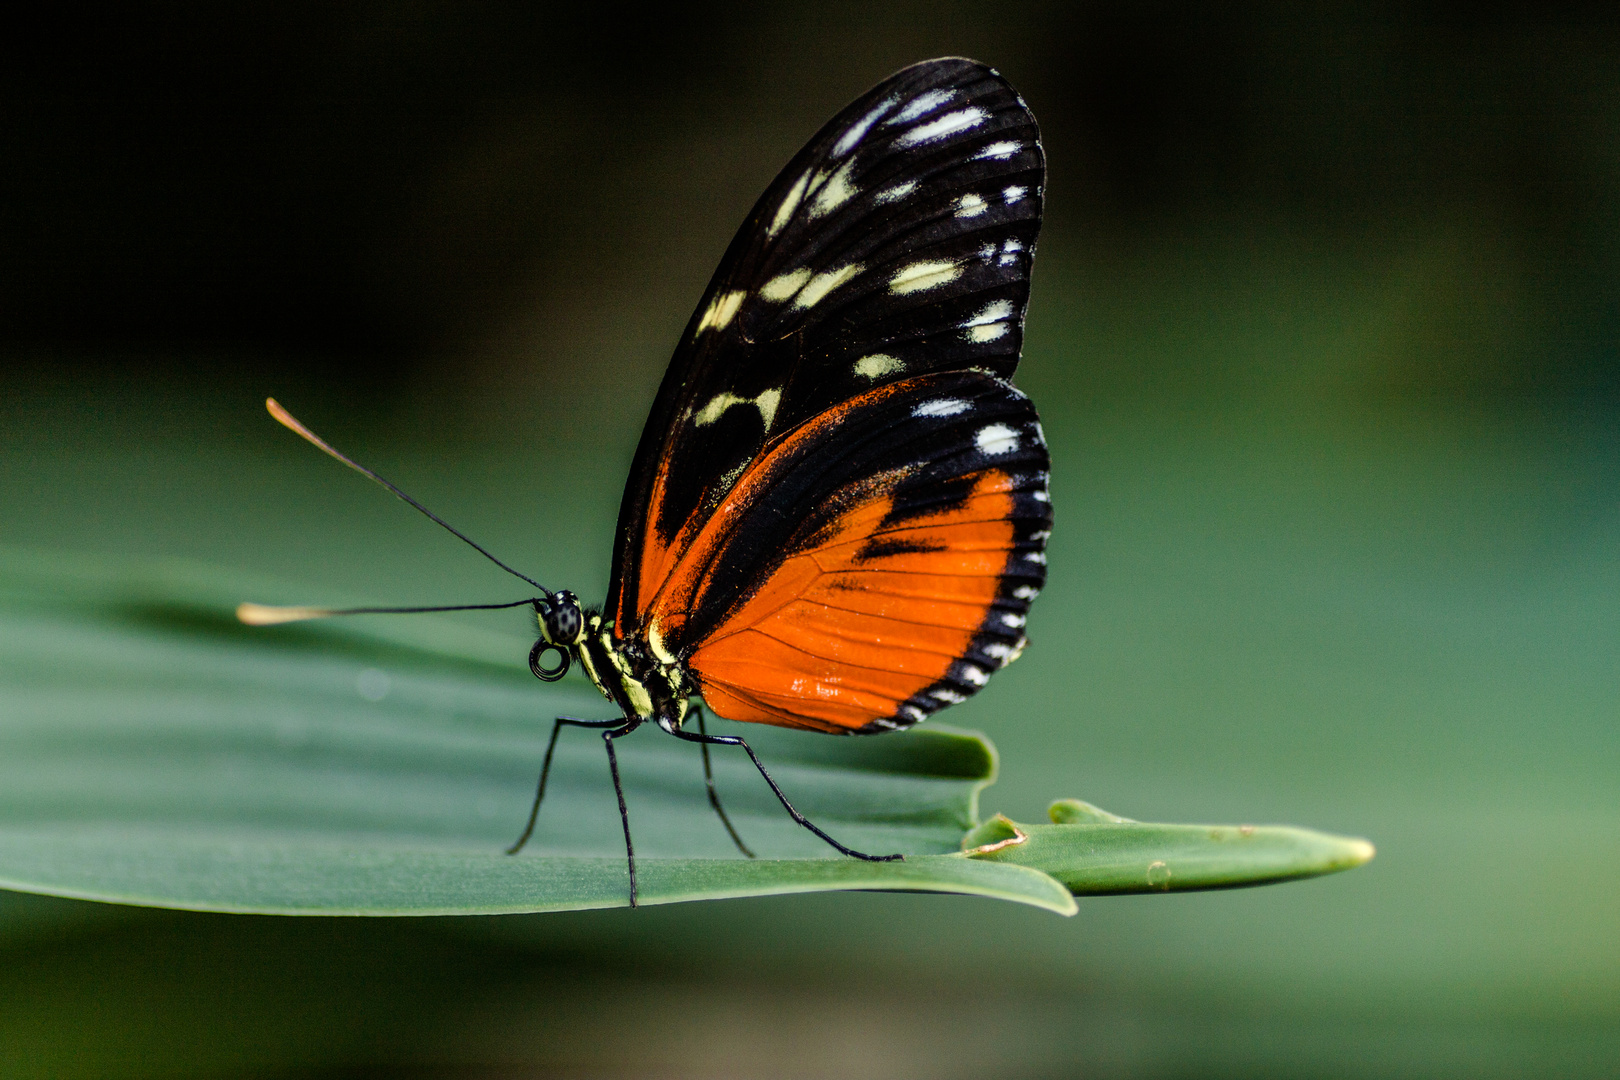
[609, 58, 1044, 635]
[636, 371, 1050, 733]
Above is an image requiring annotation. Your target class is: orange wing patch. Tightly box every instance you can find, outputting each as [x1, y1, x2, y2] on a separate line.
[688, 470, 1017, 732]
[630, 453, 682, 625]
[625, 371, 1049, 732]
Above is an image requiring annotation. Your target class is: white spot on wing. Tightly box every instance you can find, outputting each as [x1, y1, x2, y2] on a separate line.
[696, 290, 747, 334]
[853, 353, 903, 379]
[976, 423, 1019, 455]
[975, 140, 1020, 160]
[889, 259, 961, 295]
[914, 398, 969, 418]
[955, 193, 987, 217]
[834, 97, 896, 157]
[1024, 551, 1047, 564]
[931, 688, 966, 704]
[1030, 529, 1051, 541]
[900, 704, 927, 723]
[756, 388, 782, 428]
[959, 665, 989, 687]
[767, 171, 811, 238]
[760, 267, 811, 302]
[894, 107, 987, 149]
[693, 388, 783, 431]
[889, 88, 954, 124]
[1033, 490, 1049, 503]
[694, 393, 743, 425]
[964, 300, 1013, 326]
[809, 160, 858, 218]
[1012, 585, 1040, 601]
[1000, 612, 1026, 628]
[1004, 185, 1028, 203]
[792, 264, 861, 310]
[981, 637, 1029, 667]
[962, 299, 1013, 344]
[875, 180, 916, 204]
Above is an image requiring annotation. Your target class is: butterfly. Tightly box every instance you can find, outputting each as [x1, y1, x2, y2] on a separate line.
[241, 57, 1050, 906]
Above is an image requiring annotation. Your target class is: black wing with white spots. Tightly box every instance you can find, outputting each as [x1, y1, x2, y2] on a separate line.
[609, 58, 1044, 636]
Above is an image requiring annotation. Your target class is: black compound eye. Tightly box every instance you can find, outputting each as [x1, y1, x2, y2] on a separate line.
[543, 590, 583, 645]
[549, 607, 581, 642]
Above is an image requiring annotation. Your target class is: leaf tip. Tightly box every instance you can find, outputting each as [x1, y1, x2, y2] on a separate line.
[961, 813, 1027, 855]
[962, 814, 1028, 857]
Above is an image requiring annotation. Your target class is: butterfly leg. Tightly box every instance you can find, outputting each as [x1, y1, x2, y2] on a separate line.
[601, 719, 644, 906]
[692, 703, 755, 858]
[507, 715, 629, 856]
[668, 727, 904, 863]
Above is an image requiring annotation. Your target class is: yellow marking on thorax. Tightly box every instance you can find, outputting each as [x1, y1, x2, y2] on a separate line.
[574, 634, 613, 703]
[605, 631, 654, 717]
[647, 620, 676, 666]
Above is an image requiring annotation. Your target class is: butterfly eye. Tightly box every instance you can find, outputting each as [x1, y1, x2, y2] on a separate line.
[539, 590, 584, 646]
[529, 640, 571, 682]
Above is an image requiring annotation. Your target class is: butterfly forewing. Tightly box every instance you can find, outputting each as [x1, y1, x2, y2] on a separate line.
[610, 58, 1044, 635]
[642, 371, 1050, 733]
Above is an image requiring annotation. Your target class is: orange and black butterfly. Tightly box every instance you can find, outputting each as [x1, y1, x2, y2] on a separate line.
[242, 58, 1050, 905]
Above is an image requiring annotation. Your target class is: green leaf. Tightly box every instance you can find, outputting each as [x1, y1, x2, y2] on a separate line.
[0, 547, 1372, 918]
[963, 804, 1375, 894]
[0, 548, 1074, 916]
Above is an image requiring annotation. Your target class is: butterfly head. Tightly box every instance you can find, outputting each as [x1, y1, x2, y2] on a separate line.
[529, 590, 584, 682]
[538, 590, 585, 646]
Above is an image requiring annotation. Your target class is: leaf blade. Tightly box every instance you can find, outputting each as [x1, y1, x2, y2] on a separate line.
[0, 828, 1075, 915]
[0, 548, 1049, 914]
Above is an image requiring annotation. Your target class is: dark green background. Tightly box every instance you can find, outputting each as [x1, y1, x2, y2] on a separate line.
[2, 4, 1616, 1076]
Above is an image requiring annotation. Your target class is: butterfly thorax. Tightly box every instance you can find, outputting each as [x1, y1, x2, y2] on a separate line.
[572, 611, 691, 731]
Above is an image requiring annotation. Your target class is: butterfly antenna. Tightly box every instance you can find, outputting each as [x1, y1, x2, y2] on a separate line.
[237, 598, 541, 626]
[263, 398, 551, 597]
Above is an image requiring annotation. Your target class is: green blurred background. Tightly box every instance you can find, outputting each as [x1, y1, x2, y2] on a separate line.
[2, 3, 1618, 1076]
